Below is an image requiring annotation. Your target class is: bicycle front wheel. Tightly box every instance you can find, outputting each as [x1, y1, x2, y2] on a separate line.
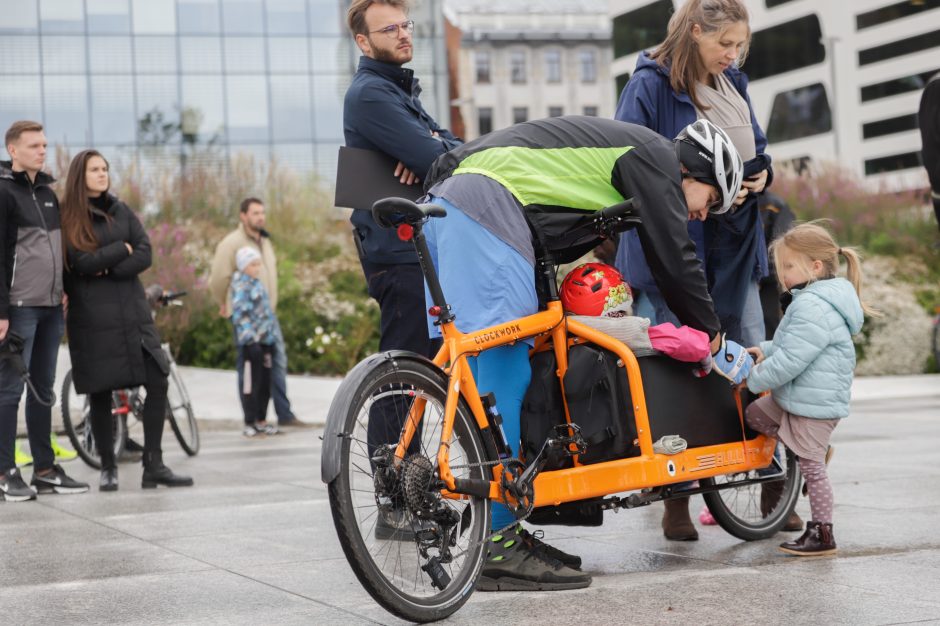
[60, 371, 125, 469]
[167, 364, 199, 456]
[702, 445, 801, 541]
[327, 356, 490, 623]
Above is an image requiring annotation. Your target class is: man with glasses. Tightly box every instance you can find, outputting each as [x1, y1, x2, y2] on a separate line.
[343, 3, 461, 390]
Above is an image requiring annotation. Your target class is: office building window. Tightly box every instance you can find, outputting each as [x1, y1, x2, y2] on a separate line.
[583, 106, 598, 117]
[478, 107, 493, 135]
[864, 151, 922, 175]
[512, 107, 528, 124]
[766, 83, 831, 143]
[859, 29, 940, 66]
[857, 0, 940, 30]
[40, 0, 85, 33]
[475, 50, 490, 84]
[545, 49, 561, 83]
[862, 113, 919, 139]
[548, 106, 563, 117]
[178, 0, 221, 35]
[510, 50, 526, 84]
[746, 15, 825, 81]
[612, 0, 672, 58]
[580, 49, 596, 83]
[861, 69, 939, 102]
[0, 0, 39, 34]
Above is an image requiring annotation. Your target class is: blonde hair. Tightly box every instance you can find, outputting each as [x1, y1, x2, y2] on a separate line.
[650, 0, 751, 111]
[769, 220, 880, 317]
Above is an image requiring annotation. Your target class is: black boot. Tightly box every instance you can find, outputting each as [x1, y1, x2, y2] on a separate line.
[778, 521, 836, 556]
[99, 466, 118, 492]
[142, 451, 194, 489]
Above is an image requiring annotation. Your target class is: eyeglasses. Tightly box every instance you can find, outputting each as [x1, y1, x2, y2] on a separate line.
[370, 20, 415, 38]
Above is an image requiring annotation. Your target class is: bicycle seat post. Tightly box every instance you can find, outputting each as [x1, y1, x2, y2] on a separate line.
[411, 224, 454, 326]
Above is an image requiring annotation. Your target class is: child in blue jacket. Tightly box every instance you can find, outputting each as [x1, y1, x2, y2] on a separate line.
[745, 222, 876, 556]
[231, 247, 278, 437]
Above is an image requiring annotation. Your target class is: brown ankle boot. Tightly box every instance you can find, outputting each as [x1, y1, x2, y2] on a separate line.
[778, 521, 836, 556]
[662, 497, 698, 541]
[761, 480, 804, 531]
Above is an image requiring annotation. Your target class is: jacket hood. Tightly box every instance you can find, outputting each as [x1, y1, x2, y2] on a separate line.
[0, 159, 56, 186]
[633, 50, 748, 88]
[795, 277, 864, 335]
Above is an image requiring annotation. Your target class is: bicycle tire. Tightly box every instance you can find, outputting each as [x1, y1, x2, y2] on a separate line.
[701, 445, 801, 541]
[327, 356, 490, 623]
[60, 370, 125, 470]
[166, 364, 199, 456]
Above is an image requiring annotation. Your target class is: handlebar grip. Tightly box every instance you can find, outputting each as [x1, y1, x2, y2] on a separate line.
[598, 198, 636, 221]
[161, 290, 188, 302]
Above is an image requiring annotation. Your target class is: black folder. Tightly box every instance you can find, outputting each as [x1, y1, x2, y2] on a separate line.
[334, 146, 424, 210]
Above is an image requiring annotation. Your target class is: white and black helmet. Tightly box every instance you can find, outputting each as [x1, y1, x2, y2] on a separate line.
[675, 119, 744, 215]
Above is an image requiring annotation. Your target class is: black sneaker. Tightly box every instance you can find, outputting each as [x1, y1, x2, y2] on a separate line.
[0, 467, 37, 502]
[476, 525, 592, 591]
[518, 527, 582, 570]
[30, 464, 89, 495]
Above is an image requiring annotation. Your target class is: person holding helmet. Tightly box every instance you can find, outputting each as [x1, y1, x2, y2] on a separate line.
[419, 114, 752, 592]
[614, 0, 787, 541]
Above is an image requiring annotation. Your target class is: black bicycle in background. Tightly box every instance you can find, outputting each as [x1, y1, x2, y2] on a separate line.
[61, 289, 199, 469]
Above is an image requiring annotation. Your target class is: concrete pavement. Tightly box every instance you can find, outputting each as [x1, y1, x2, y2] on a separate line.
[3, 359, 940, 624]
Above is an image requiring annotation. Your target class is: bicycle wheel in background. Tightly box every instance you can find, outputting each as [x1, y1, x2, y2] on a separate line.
[166, 362, 199, 456]
[327, 356, 490, 623]
[702, 446, 802, 541]
[60, 370, 125, 469]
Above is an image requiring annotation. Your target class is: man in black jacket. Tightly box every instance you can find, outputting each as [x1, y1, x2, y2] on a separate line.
[0, 121, 88, 502]
[343, 0, 462, 365]
[919, 73, 940, 232]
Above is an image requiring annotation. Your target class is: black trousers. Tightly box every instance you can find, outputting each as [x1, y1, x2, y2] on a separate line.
[240, 342, 273, 425]
[360, 260, 440, 464]
[90, 350, 168, 470]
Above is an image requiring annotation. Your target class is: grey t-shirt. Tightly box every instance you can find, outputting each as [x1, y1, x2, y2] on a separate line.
[695, 73, 757, 162]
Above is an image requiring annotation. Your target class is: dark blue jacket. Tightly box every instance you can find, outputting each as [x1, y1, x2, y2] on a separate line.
[344, 56, 462, 264]
[614, 52, 771, 340]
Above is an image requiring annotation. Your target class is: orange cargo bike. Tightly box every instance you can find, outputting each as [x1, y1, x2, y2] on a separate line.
[321, 197, 801, 623]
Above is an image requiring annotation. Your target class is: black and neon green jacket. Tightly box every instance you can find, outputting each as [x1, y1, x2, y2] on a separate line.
[424, 115, 720, 338]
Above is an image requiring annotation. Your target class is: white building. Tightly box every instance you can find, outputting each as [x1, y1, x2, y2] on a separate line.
[610, 0, 940, 190]
[445, 0, 615, 140]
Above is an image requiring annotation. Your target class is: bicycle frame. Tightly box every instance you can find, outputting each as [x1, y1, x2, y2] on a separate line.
[391, 210, 776, 511]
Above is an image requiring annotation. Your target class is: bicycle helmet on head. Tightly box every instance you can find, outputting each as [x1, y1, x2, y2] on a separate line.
[675, 119, 744, 215]
[560, 262, 633, 317]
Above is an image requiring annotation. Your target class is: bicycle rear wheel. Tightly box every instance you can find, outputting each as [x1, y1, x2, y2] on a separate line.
[701, 444, 801, 541]
[327, 356, 490, 623]
[167, 363, 199, 456]
[60, 370, 125, 469]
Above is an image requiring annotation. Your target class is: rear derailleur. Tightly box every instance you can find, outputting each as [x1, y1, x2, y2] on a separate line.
[371, 445, 463, 591]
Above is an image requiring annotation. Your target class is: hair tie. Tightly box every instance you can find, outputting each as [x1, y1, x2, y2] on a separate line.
[837, 247, 843, 255]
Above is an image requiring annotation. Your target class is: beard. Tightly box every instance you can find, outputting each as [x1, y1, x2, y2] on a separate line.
[368, 36, 413, 64]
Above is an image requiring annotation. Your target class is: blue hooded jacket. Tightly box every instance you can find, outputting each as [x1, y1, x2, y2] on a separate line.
[614, 52, 771, 339]
[747, 278, 864, 419]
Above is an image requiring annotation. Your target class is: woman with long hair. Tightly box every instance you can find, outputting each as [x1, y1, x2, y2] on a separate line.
[60, 150, 192, 491]
[613, 0, 797, 540]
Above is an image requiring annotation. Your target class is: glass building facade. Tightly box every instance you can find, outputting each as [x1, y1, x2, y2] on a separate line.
[0, 0, 449, 181]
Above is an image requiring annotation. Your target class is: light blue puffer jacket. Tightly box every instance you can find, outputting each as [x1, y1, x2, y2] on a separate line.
[746, 278, 864, 419]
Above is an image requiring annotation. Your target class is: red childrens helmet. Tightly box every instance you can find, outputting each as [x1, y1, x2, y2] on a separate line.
[560, 262, 633, 316]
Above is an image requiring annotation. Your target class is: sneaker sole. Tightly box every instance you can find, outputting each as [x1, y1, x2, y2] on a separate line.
[33, 484, 89, 495]
[141, 481, 195, 489]
[475, 574, 592, 592]
[0, 491, 37, 502]
[777, 546, 837, 557]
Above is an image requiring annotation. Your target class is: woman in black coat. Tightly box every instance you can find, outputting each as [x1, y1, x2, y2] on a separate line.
[60, 149, 192, 491]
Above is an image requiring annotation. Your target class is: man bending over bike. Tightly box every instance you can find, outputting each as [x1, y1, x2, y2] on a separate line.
[421, 116, 751, 591]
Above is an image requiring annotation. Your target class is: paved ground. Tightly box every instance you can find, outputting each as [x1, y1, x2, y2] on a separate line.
[3, 365, 939, 625]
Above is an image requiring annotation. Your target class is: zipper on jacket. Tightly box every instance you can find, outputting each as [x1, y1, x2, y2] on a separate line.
[30, 183, 59, 305]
